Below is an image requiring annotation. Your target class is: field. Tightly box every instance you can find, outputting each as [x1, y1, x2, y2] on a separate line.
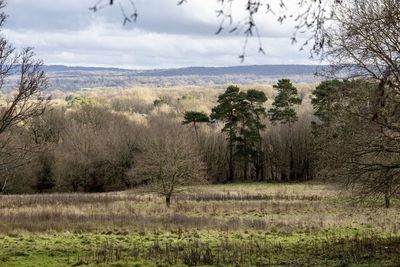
[0, 183, 399, 267]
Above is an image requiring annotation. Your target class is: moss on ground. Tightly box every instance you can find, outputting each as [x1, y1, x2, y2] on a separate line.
[0, 227, 399, 266]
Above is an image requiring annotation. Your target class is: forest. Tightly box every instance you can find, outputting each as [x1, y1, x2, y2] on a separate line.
[2, 78, 399, 208]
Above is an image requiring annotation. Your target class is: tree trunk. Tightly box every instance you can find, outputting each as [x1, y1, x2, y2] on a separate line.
[228, 132, 234, 182]
[260, 162, 264, 181]
[193, 122, 199, 143]
[384, 195, 390, 208]
[288, 122, 294, 181]
[384, 193, 390, 208]
[289, 146, 294, 180]
[270, 164, 275, 181]
[384, 177, 393, 208]
[255, 166, 260, 181]
[166, 196, 171, 208]
[244, 156, 248, 181]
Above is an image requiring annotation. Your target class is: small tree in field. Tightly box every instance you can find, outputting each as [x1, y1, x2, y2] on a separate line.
[134, 117, 206, 207]
[268, 79, 302, 181]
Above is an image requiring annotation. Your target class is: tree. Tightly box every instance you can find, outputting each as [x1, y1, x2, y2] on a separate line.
[133, 117, 206, 207]
[211, 86, 242, 182]
[55, 106, 141, 192]
[268, 79, 302, 124]
[319, 80, 399, 208]
[182, 111, 210, 142]
[311, 80, 346, 179]
[0, 1, 49, 190]
[235, 89, 267, 180]
[268, 79, 302, 180]
[90, 0, 345, 60]
[246, 89, 268, 180]
[311, 80, 347, 126]
[35, 153, 56, 193]
[26, 108, 65, 193]
[211, 86, 267, 181]
[318, 0, 400, 207]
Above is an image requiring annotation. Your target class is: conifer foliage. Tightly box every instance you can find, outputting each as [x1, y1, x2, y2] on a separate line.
[211, 86, 268, 181]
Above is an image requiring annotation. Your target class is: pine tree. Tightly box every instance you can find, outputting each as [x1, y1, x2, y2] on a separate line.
[36, 155, 56, 193]
[211, 86, 267, 181]
[246, 89, 268, 180]
[182, 111, 210, 142]
[211, 86, 242, 182]
[310, 80, 345, 179]
[311, 80, 345, 127]
[268, 79, 302, 181]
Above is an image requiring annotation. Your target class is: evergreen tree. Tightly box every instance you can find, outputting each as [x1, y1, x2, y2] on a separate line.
[211, 86, 242, 182]
[36, 155, 55, 193]
[246, 89, 268, 180]
[182, 111, 210, 142]
[311, 80, 346, 127]
[211, 86, 267, 181]
[268, 79, 302, 181]
[268, 79, 302, 124]
[311, 80, 347, 177]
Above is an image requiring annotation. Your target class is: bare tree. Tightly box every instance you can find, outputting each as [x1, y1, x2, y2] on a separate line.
[318, 80, 400, 208]
[326, 0, 400, 89]
[320, 0, 400, 207]
[90, 0, 345, 60]
[55, 105, 141, 192]
[0, 1, 49, 190]
[0, 48, 48, 136]
[132, 116, 206, 207]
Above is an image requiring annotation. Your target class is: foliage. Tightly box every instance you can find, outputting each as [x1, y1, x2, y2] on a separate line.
[312, 0, 400, 207]
[268, 79, 302, 124]
[312, 79, 400, 207]
[182, 111, 209, 125]
[66, 96, 96, 108]
[268, 79, 302, 181]
[182, 111, 209, 141]
[211, 86, 268, 181]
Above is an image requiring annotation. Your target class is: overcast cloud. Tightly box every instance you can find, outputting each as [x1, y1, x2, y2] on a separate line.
[3, 0, 318, 69]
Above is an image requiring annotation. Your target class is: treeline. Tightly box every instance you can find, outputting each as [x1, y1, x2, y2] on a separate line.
[1, 79, 309, 193]
[1, 78, 399, 206]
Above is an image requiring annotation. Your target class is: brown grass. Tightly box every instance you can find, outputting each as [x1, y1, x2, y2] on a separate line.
[0, 183, 398, 235]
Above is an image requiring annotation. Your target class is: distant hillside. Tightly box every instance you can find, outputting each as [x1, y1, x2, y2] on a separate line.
[43, 65, 128, 72]
[5, 65, 325, 92]
[139, 65, 320, 77]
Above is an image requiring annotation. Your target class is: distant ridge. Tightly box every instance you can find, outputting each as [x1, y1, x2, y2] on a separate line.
[6, 64, 324, 92]
[43, 65, 129, 72]
[43, 64, 321, 77]
[139, 65, 320, 77]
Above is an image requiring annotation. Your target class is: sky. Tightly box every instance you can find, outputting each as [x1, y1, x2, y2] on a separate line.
[3, 0, 319, 69]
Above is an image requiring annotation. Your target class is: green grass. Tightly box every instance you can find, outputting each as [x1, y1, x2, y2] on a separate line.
[0, 183, 399, 266]
[0, 228, 399, 266]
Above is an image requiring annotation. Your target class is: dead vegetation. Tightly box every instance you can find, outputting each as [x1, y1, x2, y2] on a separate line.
[0, 183, 398, 234]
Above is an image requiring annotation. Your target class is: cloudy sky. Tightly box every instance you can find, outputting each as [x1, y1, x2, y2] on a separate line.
[4, 0, 318, 69]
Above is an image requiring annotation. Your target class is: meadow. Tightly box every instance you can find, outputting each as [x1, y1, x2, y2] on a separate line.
[0, 182, 399, 266]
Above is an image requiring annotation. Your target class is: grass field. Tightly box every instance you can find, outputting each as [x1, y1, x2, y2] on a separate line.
[0, 183, 399, 266]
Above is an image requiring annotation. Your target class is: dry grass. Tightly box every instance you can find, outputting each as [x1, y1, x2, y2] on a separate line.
[0, 182, 399, 266]
[0, 182, 398, 235]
